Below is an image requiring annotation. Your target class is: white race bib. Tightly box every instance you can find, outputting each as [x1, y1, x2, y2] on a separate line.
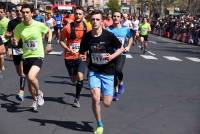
[24, 40, 38, 50]
[117, 37, 125, 46]
[12, 48, 23, 55]
[70, 43, 80, 53]
[91, 53, 108, 65]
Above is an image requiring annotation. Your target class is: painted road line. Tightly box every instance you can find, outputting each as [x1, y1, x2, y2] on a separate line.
[47, 51, 63, 55]
[125, 54, 133, 58]
[148, 41, 158, 44]
[141, 55, 158, 60]
[146, 50, 156, 56]
[163, 56, 182, 61]
[186, 57, 200, 62]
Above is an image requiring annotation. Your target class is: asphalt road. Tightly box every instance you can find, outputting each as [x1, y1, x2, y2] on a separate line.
[0, 35, 200, 134]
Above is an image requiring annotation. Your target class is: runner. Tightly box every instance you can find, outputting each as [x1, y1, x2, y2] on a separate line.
[132, 16, 140, 45]
[107, 11, 133, 101]
[60, 6, 91, 108]
[138, 17, 151, 54]
[0, 5, 9, 78]
[13, 4, 52, 111]
[5, 4, 26, 101]
[79, 10, 124, 134]
[53, 12, 63, 41]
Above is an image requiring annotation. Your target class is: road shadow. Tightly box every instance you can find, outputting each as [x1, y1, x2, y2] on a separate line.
[25, 96, 73, 106]
[51, 75, 70, 79]
[29, 118, 93, 132]
[0, 93, 34, 113]
[44, 80, 76, 86]
[65, 93, 91, 98]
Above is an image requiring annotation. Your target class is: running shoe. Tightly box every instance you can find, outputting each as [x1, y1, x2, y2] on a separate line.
[31, 100, 38, 111]
[94, 127, 103, 134]
[73, 99, 80, 108]
[118, 83, 125, 95]
[16, 90, 24, 101]
[113, 92, 119, 101]
[37, 90, 44, 106]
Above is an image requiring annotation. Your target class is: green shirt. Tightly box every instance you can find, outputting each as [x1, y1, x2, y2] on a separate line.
[0, 17, 9, 36]
[14, 20, 49, 59]
[139, 23, 151, 36]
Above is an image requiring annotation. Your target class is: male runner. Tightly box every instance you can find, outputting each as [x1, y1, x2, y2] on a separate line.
[5, 4, 25, 101]
[79, 10, 124, 134]
[13, 4, 52, 111]
[107, 11, 133, 101]
[60, 6, 91, 108]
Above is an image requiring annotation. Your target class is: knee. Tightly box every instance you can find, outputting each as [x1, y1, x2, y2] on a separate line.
[27, 74, 36, 82]
[103, 100, 112, 107]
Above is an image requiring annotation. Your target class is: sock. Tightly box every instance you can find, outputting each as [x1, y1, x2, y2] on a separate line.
[97, 120, 103, 127]
[75, 80, 83, 100]
[20, 76, 26, 90]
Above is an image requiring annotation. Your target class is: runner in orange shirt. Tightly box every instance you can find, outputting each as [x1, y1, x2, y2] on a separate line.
[60, 6, 91, 107]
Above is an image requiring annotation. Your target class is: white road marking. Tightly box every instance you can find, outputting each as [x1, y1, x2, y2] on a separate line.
[148, 41, 158, 44]
[163, 56, 182, 61]
[47, 51, 63, 55]
[146, 50, 156, 56]
[125, 54, 133, 58]
[141, 55, 158, 60]
[186, 57, 200, 62]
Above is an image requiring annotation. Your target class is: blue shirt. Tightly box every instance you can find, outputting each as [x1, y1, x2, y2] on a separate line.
[107, 26, 132, 48]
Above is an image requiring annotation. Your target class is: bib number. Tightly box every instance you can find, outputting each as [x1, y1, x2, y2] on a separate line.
[91, 53, 108, 65]
[70, 43, 80, 53]
[13, 48, 23, 55]
[24, 40, 38, 50]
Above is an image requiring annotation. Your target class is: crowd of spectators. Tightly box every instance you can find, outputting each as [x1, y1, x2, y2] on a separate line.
[151, 15, 200, 45]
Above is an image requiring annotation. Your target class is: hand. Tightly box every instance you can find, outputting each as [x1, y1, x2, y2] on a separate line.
[125, 47, 130, 52]
[103, 53, 113, 62]
[11, 38, 18, 46]
[45, 43, 53, 53]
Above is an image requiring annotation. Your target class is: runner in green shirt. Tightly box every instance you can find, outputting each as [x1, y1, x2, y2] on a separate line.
[138, 17, 151, 54]
[13, 4, 52, 111]
[0, 5, 9, 77]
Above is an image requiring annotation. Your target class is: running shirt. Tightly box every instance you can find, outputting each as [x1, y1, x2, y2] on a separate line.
[45, 18, 55, 32]
[60, 23, 91, 60]
[54, 15, 62, 28]
[139, 23, 151, 35]
[0, 17, 9, 36]
[33, 15, 45, 23]
[107, 26, 132, 48]
[122, 20, 133, 29]
[7, 17, 23, 55]
[79, 29, 122, 75]
[132, 19, 140, 31]
[14, 20, 49, 59]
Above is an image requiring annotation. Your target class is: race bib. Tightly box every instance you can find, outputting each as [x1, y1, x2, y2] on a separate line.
[117, 37, 125, 45]
[12, 48, 23, 55]
[70, 43, 80, 53]
[91, 53, 108, 65]
[57, 21, 61, 25]
[24, 40, 38, 50]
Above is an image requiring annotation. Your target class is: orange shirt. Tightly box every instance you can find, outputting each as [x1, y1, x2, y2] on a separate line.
[60, 23, 91, 60]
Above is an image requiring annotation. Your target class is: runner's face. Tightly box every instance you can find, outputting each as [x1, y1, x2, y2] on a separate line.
[91, 14, 102, 30]
[21, 8, 33, 23]
[75, 9, 84, 22]
[112, 12, 121, 24]
[0, 9, 5, 19]
[16, 6, 22, 18]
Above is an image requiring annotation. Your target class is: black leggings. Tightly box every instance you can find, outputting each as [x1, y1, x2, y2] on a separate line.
[114, 55, 126, 87]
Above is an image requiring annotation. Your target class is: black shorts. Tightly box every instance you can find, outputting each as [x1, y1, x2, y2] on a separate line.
[65, 59, 81, 77]
[78, 61, 87, 73]
[13, 54, 23, 65]
[23, 57, 44, 75]
[140, 34, 148, 41]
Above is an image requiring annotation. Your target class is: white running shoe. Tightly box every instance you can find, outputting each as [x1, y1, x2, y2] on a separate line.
[37, 90, 44, 106]
[31, 100, 38, 111]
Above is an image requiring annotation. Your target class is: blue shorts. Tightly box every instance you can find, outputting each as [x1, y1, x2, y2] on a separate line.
[89, 71, 114, 96]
